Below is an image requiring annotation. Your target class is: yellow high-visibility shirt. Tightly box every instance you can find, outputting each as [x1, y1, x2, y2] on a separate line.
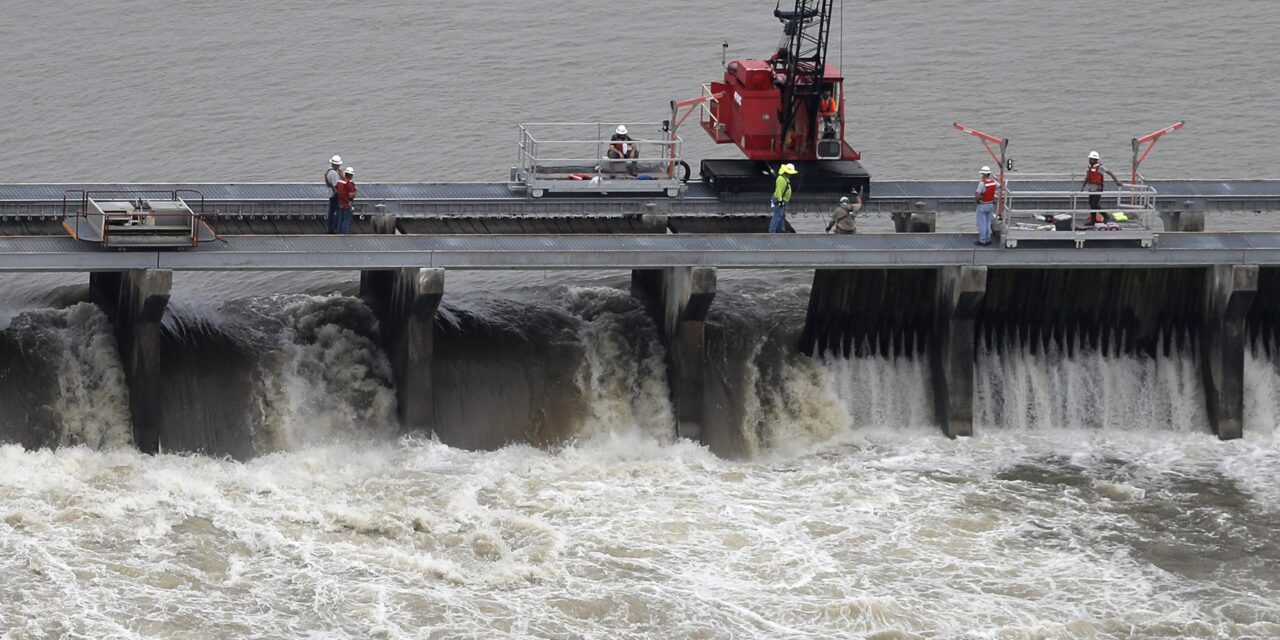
[774, 175, 792, 202]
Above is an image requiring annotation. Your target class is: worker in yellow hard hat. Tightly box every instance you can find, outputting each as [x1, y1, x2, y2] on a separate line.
[770, 163, 797, 233]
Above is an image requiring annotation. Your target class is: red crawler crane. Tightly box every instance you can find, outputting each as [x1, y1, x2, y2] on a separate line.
[669, 0, 870, 194]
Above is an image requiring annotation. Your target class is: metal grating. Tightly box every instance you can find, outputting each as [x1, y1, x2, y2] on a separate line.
[6, 232, 1280, 272]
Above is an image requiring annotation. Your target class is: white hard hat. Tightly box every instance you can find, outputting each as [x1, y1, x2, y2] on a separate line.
[1088, 151, 1100, 160]
[344, 166, 354, 176]
[780, 163, 797, 174]
[616, 125, 628, 135]
[840, 196, 850, 203]
[330, 155, 342, 165]
[980, 166, 991, 174]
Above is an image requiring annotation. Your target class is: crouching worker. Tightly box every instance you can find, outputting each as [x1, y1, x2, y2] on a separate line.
[607, 125, 639, 176]
[826, 191, 863, 234]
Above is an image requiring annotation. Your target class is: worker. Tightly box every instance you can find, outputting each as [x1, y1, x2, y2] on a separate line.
[768, 47, 791, 71]
[335, 166, 357, 234]
[324, 155, 343, 234]
[1079, 150, 1123, 213]
[818, 91, 839, 139]
[770, 163, 797, 233]
[826, 191, 862, 234]
[974, 166, 998, 246]
[607, 125, 639, 176]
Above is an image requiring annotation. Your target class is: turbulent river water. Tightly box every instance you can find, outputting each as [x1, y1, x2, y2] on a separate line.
[3, 0, 1280, 638]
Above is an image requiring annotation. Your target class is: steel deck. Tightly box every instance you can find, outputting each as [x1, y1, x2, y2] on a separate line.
[5, 233, 1280, 271]
[1, 180, 1277, 217]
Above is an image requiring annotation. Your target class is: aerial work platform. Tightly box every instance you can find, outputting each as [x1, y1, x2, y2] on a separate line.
[998, 175, 1159, 249]
[511, 123, 688, 198]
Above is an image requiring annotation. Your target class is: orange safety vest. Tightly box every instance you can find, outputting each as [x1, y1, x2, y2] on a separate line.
[978, 176, 998, 203]
[819, 96, 837, 117]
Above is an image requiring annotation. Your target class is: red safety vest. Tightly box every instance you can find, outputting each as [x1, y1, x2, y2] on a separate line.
[336, 179, 357, 209]
[1085, 163, 1105, 188]
[611, 135, 633, 156]
[978, 176, 998, 203]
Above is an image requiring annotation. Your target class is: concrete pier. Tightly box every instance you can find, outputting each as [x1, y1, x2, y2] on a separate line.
[1160, 209, 1206, 232]
[930, 266, 987, 438]
[360, 267, 445, 434]
[1201, 264, 1258, 440]
[632, 266, 717, 440]
[891, 201, 938, 233]
[90, 269, 172, 452]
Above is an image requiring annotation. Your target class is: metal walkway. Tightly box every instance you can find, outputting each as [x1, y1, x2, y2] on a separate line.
[1, 180, 1277, 218]
[5, 233, 1280, 272]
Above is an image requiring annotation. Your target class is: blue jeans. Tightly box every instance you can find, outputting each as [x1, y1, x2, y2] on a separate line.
[769, 199, 788, 233]
[336, 207, 352, 234]
[976, 203, 995, 244]
[327, 196, 339, 233]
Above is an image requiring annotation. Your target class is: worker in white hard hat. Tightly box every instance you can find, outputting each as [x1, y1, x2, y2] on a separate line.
[973, 166, 999, 246]
[826, 189, 863, 234]
[334, 166, 357, 234]
[1079, 150, 1123, 214]
[769, 163, 798, 233]
[324, 155, 344, 234]
[607, 125, 639, 176]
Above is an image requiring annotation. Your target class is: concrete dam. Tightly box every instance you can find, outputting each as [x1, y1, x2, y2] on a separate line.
[3, 180, 1280, 457]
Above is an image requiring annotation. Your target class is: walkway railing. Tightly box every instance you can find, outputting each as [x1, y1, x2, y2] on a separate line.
[999, 173, 1158, 248]
[513, 123, 687, 198]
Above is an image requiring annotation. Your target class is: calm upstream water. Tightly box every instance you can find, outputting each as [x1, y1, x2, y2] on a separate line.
[3, 1, 1280, 638]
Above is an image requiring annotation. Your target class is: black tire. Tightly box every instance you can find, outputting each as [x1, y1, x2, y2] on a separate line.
[676, 161, 692, 183]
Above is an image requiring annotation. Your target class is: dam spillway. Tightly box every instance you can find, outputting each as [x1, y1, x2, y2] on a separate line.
[3, 180, 1280, 453]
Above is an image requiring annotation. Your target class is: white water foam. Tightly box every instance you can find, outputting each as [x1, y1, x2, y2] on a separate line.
[4, 302, 1280, 638]
[2, 426, 1277, 639]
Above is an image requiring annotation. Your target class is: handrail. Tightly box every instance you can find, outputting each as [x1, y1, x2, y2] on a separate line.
[516, 122, 686, 184]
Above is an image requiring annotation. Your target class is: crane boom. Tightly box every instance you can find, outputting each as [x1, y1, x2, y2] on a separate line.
[774, 0, 835, 155]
